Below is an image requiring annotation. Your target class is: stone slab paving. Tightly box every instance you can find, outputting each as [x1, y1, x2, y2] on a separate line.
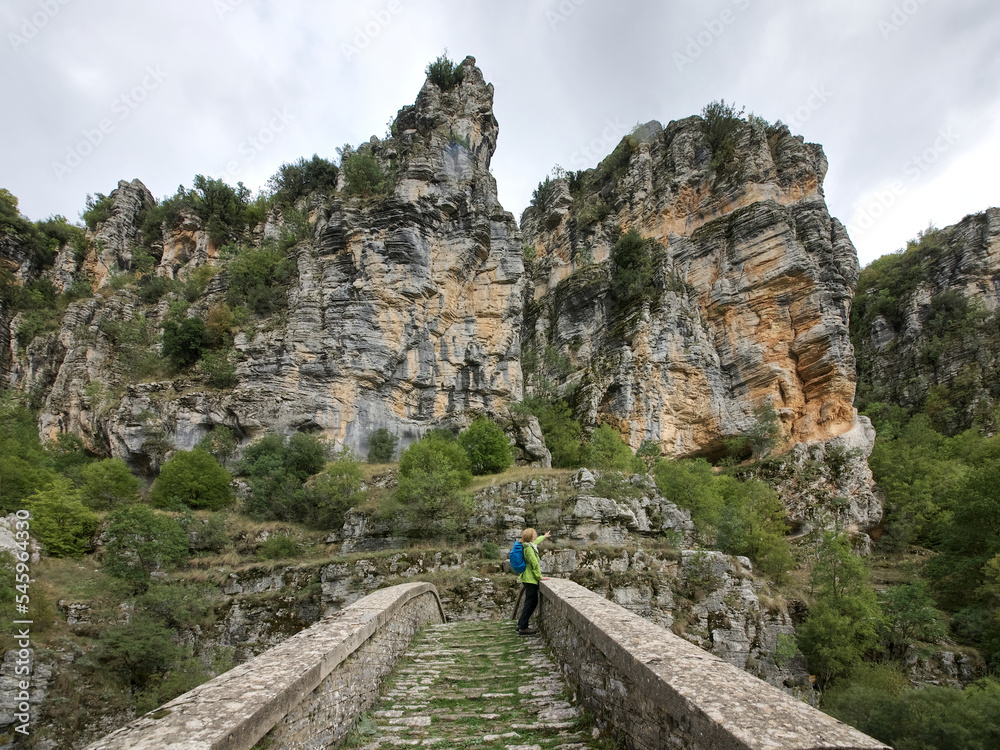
[345, 620, 609, 749]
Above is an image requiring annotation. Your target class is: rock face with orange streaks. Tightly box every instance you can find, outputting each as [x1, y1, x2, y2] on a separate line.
[521, 117, 861, 461]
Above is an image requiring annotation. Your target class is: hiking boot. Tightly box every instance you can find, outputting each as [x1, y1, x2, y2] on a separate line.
[517, 628, 538, 636]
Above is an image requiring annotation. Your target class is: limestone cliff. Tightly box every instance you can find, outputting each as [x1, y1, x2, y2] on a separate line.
[851, 208, 1000, 432]
[3, 63, 876, 525]
[7, 57, 531, 468]
[521, 117, 860, 460]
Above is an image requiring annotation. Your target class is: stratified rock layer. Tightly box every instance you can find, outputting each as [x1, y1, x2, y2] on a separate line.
[522, 118, 860, 459]
[14, 58, 527, 464]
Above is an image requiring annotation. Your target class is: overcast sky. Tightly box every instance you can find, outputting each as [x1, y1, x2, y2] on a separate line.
[2, 0, 998, 266]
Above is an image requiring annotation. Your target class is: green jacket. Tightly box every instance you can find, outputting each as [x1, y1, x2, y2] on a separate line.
[518, 541, 542, 585]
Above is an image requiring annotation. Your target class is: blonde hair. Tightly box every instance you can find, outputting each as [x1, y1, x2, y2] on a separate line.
[521, 528, 538, 543]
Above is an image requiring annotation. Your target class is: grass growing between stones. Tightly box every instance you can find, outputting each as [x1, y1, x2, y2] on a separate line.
[342, 619, 614, 749]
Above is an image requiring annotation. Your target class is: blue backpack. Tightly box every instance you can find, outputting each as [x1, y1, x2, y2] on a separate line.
[509, 541, 527, 574]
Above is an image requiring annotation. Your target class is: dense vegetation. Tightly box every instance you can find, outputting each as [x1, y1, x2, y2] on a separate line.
[852, 226, 1000, 434]
[609, 228, 661, 308]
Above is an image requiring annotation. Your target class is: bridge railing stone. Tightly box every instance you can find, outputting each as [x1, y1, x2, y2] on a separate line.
[86, 581, 445, 750]
[538, 578, 890, 750]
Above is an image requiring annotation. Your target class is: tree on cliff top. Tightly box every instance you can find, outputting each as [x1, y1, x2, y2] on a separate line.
[701, 99, 746, 177]
[426, 51, 463, 90]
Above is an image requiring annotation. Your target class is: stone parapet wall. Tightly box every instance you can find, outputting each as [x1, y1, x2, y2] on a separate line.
[85, 582, 445, 750]
[538, 578, 888, 750]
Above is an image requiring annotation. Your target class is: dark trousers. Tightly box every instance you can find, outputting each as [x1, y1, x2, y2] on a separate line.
[518, 583, 539, 630]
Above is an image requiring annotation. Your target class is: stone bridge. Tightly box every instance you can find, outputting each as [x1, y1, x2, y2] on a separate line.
[85, 580, 889, 750]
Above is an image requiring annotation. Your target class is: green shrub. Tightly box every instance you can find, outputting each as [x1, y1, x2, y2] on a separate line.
[594, 136, 636, 186]
[522, 244, 537, 274]
[0, 395, 59, 513]
[190, 175, 255, 245]
[151, 448, 234, 510]
[637, 439, 660, 458]
[925, 459, 1000, 665]
[0, 551, 16, 629]
[798, 532, 884, 687]
[82, 192, 114, 230]
[37, 215, 87, 261]
[182, 264, 219, 302]
[342, 151, 387, 197]
[47, 432, 92, 481]
[395, 432, 473, 538]
[162, 316, 208, 369]
[137, 582, 214, 629]
[530, 177, 556, 211]
[367, 428, 398, 463]
[286, 432, 328, 477]
[27, 479, 100, 557]
[80, 458, 141, 509]
[103, 504, 190, 591]
[1, 190, 60, 268]
[714, 478, 792, 582]
[459, 417, 514, 475]
[15, 308, 60, 349]
[196, 426, 238, 468]
[879, 581, 947, 662]
[237, 432, 329, 521]
[224, 241, 296, 316]
[183, 512, 230, 553]
[104, 314, 163, 379]
[654, 457, 792, 579]
[64, 275, 94, 302]
[653, 458, 722, 533]
[301, 451, 365, 529]
[582, 424, 642, 473]
[425, 52, 464, 90]
[701, 99, 746, 177]
[727, 404, 782, 461]
[10, 278, 64, 348]
[91, 615, 184, 693]
[140, 176, 259, 249]
[258, 534, 298, 560]
[575, 200, 611, 230]
[523, 398, 584, 468]
[204, 301, 237, 347]
[201, 349, 237, 388]
[823, 668, 1000, 750]
[610, 228, 659, 307]
[268, 155, 339, 205]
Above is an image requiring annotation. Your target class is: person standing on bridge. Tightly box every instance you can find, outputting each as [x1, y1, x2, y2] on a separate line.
[517, 527, 551, 636]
